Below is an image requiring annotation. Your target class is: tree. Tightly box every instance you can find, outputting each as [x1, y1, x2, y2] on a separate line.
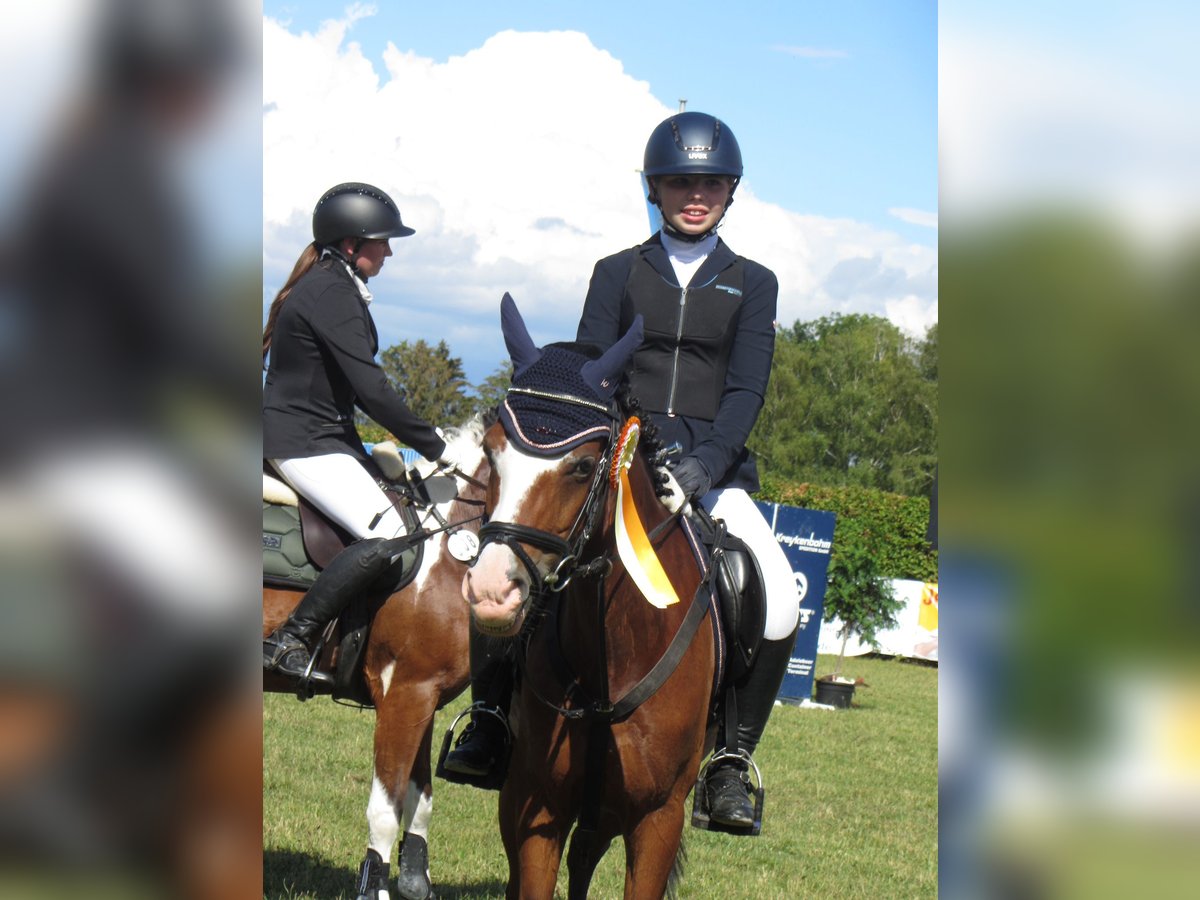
[749, 313, 937, 496]
[821, 522, 903, 679]
[467, 360, 513, 418]
[354, 339, 472, 444]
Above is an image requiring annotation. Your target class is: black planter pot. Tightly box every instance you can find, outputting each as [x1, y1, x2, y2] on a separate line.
[814, 678, 856, 708]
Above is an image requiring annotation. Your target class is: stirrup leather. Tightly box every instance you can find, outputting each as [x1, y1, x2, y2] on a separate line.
[690, 748, 765, 836]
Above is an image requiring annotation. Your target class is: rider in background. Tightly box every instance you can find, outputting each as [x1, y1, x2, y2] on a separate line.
[449, 112, 800, 832]
[262, 182, 466, 680]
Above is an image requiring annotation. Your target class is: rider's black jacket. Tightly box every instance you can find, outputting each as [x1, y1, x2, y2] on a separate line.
[576, 233, 777, 492]
[263, 258, 445, 463]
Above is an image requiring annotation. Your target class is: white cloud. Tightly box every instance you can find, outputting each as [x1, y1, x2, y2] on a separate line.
[889, 207, 938, 228]
[265, 13, 937, 376]
[940, 24, 1200, 240]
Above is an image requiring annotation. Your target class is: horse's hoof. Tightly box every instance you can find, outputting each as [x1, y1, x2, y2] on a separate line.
[397, 834, 434, 900]
[354, 847, 389, 900]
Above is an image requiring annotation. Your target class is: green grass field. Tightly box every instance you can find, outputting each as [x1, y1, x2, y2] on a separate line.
[264, 653, 937, 899]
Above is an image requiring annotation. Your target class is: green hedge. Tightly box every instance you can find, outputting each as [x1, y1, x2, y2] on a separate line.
[754, 477, 937, 583]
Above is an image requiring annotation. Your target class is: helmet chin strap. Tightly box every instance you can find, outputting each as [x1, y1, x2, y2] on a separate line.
[325, 239, 370, 281]
[322, 241, 371, 283]
[660, 218, 715, 243]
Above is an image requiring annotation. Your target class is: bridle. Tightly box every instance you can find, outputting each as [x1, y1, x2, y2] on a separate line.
[474, 393, 622, 600]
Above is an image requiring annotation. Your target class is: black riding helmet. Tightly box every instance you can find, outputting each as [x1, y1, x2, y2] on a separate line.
[643, 111, 743, 180]
[643, 112, 742, 240]
[312, 182, 415, 246]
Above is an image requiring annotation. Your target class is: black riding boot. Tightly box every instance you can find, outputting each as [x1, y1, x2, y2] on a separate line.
[263, 538, 395, 679]
[706, 625, 798, 829]
[443, 629, 513, 779]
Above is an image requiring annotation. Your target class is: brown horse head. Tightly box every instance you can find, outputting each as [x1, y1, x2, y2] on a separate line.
[462, 294, 643, 637]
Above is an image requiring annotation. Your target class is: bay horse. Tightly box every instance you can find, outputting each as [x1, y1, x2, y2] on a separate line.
[463, 295, 717, 899]
[263, 418, 488, 900]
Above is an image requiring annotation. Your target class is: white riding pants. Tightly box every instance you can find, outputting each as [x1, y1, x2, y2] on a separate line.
[700, 487, 800, 641]
[270, 453, 405, 541]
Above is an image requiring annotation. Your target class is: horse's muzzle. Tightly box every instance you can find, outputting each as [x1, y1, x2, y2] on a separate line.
[461, 543, 530, 637]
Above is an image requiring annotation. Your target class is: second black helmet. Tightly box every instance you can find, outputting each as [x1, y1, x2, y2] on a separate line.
[312, 182, 415, 246]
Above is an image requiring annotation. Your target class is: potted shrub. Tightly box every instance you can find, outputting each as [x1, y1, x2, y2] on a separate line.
[816, 527, 903, 708]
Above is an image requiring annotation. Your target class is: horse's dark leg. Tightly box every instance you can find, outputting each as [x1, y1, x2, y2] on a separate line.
[623, 801, 689, 900]
[565, 825, 614, 900]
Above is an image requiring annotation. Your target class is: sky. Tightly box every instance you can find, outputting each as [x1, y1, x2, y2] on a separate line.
[262, 1, 939, 386]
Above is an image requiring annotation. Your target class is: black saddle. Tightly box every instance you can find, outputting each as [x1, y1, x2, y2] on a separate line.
[690, 507, 766, 685]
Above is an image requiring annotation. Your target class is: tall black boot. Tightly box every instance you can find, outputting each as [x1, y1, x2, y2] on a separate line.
[442, 629, 513, 779]
[263, 538, 395, 679]
[706, 625, 798, 829]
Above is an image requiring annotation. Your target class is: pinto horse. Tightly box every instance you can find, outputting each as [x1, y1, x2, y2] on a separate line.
[263, 419, 487, 900]
[463, 296, 716, 899]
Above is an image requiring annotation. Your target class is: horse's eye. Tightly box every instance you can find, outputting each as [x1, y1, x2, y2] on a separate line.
[572, 457, 596, 479]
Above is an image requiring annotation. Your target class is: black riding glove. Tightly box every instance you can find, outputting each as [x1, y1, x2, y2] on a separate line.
[672, 456, 713, 500]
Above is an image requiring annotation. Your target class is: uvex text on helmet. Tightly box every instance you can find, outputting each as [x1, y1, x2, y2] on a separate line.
[642, 112, 743, 178]
[312, 182, 416, 246]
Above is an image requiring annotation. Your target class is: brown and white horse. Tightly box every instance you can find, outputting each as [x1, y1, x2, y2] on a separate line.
[463, 296, 715, 899]
[263, 419, 488, 900]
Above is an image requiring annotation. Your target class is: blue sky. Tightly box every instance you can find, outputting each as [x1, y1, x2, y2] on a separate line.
[262, 2, 938, 386]
[265, 1, 937, 244]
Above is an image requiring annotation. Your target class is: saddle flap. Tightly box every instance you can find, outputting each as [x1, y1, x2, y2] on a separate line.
[298, 495, 357, 569]
[714, 533, 766, 678]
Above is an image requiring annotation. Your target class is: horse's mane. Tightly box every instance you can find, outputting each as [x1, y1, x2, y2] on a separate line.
[407, 409, 494, 481]
[614, 381, 674, 503]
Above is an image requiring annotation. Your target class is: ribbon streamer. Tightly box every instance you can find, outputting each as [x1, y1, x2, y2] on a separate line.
[614, 466, 680, 608]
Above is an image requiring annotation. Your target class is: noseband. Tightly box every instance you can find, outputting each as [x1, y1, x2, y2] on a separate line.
[476, 398, 621, 599]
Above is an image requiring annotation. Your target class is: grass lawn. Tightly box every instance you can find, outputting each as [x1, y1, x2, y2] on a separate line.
[264, 652, 937, 898]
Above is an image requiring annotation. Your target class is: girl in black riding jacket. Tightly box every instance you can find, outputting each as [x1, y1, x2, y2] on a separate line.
[262, 182, 466, 681]
[448, 114, 800, 834]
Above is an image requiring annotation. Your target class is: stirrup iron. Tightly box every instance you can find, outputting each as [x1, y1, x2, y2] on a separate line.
[691, 748, 764, 836]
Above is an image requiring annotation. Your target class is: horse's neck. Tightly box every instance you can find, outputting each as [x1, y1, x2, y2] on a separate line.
[624, 453, 673, 532]
[561, 453, 690, 696]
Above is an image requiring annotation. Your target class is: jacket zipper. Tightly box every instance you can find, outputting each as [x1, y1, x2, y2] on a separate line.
[665, 286, 688, 415]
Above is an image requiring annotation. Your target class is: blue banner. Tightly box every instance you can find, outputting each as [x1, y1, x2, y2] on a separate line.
[754, 502, 837, 704]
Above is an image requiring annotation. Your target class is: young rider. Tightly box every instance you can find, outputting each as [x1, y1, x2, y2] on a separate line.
[262, 182, 467, 680]
[449, 113, 800, 831]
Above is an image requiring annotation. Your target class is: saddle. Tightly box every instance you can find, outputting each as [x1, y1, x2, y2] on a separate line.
[262, 448, 456, 705]
[689, 506, 766, 686]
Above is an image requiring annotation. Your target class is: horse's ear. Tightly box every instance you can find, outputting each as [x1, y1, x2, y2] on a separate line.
[501, 292, 541, 377]
[582, 314, 643, 398]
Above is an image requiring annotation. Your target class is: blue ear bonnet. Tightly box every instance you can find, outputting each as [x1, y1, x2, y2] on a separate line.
[499, 345, 616, 455]
[497, 293, 643, 457]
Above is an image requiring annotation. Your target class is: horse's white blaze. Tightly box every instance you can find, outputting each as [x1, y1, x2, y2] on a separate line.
[366, 775, 402, 856]
[463, 445, 567, 628]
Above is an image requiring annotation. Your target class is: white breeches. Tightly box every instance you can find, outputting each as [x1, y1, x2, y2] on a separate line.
[701, 487, 800, 641]
[270, 453, 406, 540]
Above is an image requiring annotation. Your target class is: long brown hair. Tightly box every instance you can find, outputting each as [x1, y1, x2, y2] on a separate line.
[262, 242, 321, 361]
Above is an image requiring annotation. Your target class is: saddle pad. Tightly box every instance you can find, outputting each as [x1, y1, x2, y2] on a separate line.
[263, 501, 319, 586]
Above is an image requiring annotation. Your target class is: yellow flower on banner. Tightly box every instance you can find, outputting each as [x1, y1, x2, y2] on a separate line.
[610, 419, 680, 608]
[919, 582, 939, 632]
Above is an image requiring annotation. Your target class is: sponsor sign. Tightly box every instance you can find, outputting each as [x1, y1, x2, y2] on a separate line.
[754, 502, 837, 704]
